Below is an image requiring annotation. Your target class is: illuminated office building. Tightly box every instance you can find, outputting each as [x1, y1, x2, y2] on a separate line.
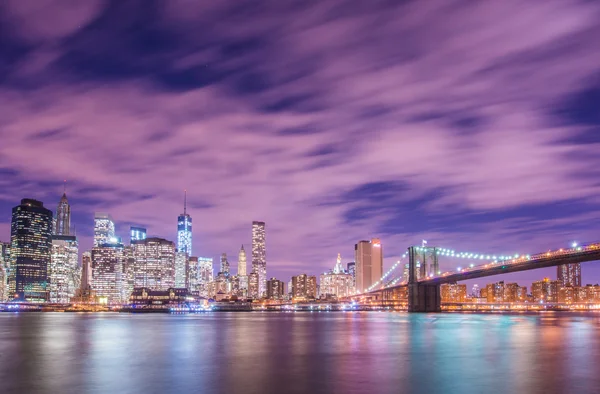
[220, 253, 230, 276]
[130, 226, 147, 244]
[252, 221, 266, 297]
[92, 242, 124, 303]
[175, 252, 188, 288]
[121, 246, 135, 301]
[320, 254, 354, 298]
[94, 213, 115, 247]
[248, 271, 259, 299]
[177, 191, 192, 255]
[291, 274, 317, 299]
[188, 256, 213, 297]
[80, 251, 92, 291]
[49, 235, 79, 303]
[132, 237, 176, 290]
[0, 242, 9, 301]
[267, 278, 285, 300]
[440, 283, 467, 303]
[532, 278, 560, 303]
[347, 262, 356, 288]
[557, 263, 581, 288]
[10, 199, 53, 302]
[355, 238, 383, 293]
[238, 245, 247, 276]
[54, 192, 71, 236]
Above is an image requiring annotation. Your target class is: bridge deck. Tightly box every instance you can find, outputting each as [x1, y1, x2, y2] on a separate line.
[380, 246, 600, 292]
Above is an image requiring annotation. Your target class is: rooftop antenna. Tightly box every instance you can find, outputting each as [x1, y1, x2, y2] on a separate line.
[184, 189, 187, 215]
[63, 179, 67, 194]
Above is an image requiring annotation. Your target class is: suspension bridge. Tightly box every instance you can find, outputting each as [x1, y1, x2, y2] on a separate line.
[354, 241, 600, 312]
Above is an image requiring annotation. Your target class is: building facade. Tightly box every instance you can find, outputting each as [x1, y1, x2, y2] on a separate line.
[557, 263, 581, 288]
[440, 283, 467, 303]
[10, 199, 53, 302]
[130, 226, 147, 244]
[291, 274, 317, 300]
[175, 252, 188, 288]
[94, 213, 115, 247]
[248, 271, 259, 299]
[54, 193, 71, 236]
[355, 238, 383, 293]
[49, 235, 79, 303]
[177, 192, 192, 255]
[132, 237, 176, 290]
[252, 221, 266, 297]
[92, 242, 124, 303]
[532, 278, 560, 303]
[267, 278, 285, 300]
[319, 254, 354, 298]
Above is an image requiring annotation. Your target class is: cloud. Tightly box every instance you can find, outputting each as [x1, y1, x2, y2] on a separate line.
[0, 0, 600, 286]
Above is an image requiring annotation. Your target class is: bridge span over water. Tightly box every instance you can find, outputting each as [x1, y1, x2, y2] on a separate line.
[360, 242, 600, 312]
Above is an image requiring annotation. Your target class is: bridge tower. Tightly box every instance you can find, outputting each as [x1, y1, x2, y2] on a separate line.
[408, 246, 441, 312]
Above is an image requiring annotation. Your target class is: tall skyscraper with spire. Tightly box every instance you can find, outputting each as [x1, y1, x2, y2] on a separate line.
[54, 182, 71, 236]
[177, 190, 192, 255]
[238, 245, 247, 276]
[252, 221, 266, 297]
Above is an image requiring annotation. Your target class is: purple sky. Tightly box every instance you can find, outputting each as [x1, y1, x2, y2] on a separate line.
[1, 0, 600, 288]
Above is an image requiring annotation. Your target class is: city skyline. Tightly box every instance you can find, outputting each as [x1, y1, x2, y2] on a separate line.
[2, 191, 600, 290]
[1, 1, 600, 288]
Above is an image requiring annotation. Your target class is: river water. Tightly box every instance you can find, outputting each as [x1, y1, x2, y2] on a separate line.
[0, 312, 599, 394]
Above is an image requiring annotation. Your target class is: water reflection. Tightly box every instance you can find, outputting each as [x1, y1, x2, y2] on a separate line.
[0, 312, 599, 394]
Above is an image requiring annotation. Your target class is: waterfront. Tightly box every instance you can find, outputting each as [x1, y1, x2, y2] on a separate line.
[1, 312, 600, 394]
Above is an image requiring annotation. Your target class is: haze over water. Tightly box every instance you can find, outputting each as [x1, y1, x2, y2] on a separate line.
[1, 312, 599, 394]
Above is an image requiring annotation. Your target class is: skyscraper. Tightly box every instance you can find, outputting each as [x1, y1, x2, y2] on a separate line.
[80, 251, 92, 291]
[252, 221, 266, 297]
[238, 245, 247, 276]
[347, 262, 356, 288]
[94, 213, 115, 247]
[91, 242, 124, 303]
[220, 253, 230, 276]
[54, 190, 71, 236]
[557, 264, 581, 288]
[177, 191, 192, 255]
[355, 238, 383, 293]
[175, 252, 188, 288]
[49, 235, 79, 303]
[291, 274, 317, 299]
[10, 199, 53, 301]
[267, 278, 285, 300]
[248, 271, 259, 299]
[132, 237, 176, 290]
[130, 226, 147, 244]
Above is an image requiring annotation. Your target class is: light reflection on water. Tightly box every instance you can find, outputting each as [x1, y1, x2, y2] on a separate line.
[0, 312, 599, 394]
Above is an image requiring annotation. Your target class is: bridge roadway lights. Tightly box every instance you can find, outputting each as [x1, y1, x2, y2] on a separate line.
[408, 283, 441, 313]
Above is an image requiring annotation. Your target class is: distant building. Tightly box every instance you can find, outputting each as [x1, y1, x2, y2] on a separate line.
[557, 264, 581, 288]
[252, 221, 266, 297]
[219, 253, 230, 276]
[80, 251, 92, 291]
[532, 278, 560, 303]
[238, 245, 247, 276]
[175, 252, 188, 288]
[132, 237, 176, 290]
[177, 191, 192, 255]
[130, 287, 200, 306]
[49, 235, 79, 303]
[54, 192, 71, 236]
[92, 242, 124, 303]
[319, 254, 354, 298]
[291, 274, 317, 299]
[188, 257, 213, 297]
[441, 283, 467, 303]
[94, 213, 115, 247]
[355, 239, 383, 293]
[267, 277, 285, 300]
[347, 262, 356, 287]
[10, 199, 53, 302]
[248, 271, 259, 299]
[485, 281, 505, 303]
[130, 227, 147, 244]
